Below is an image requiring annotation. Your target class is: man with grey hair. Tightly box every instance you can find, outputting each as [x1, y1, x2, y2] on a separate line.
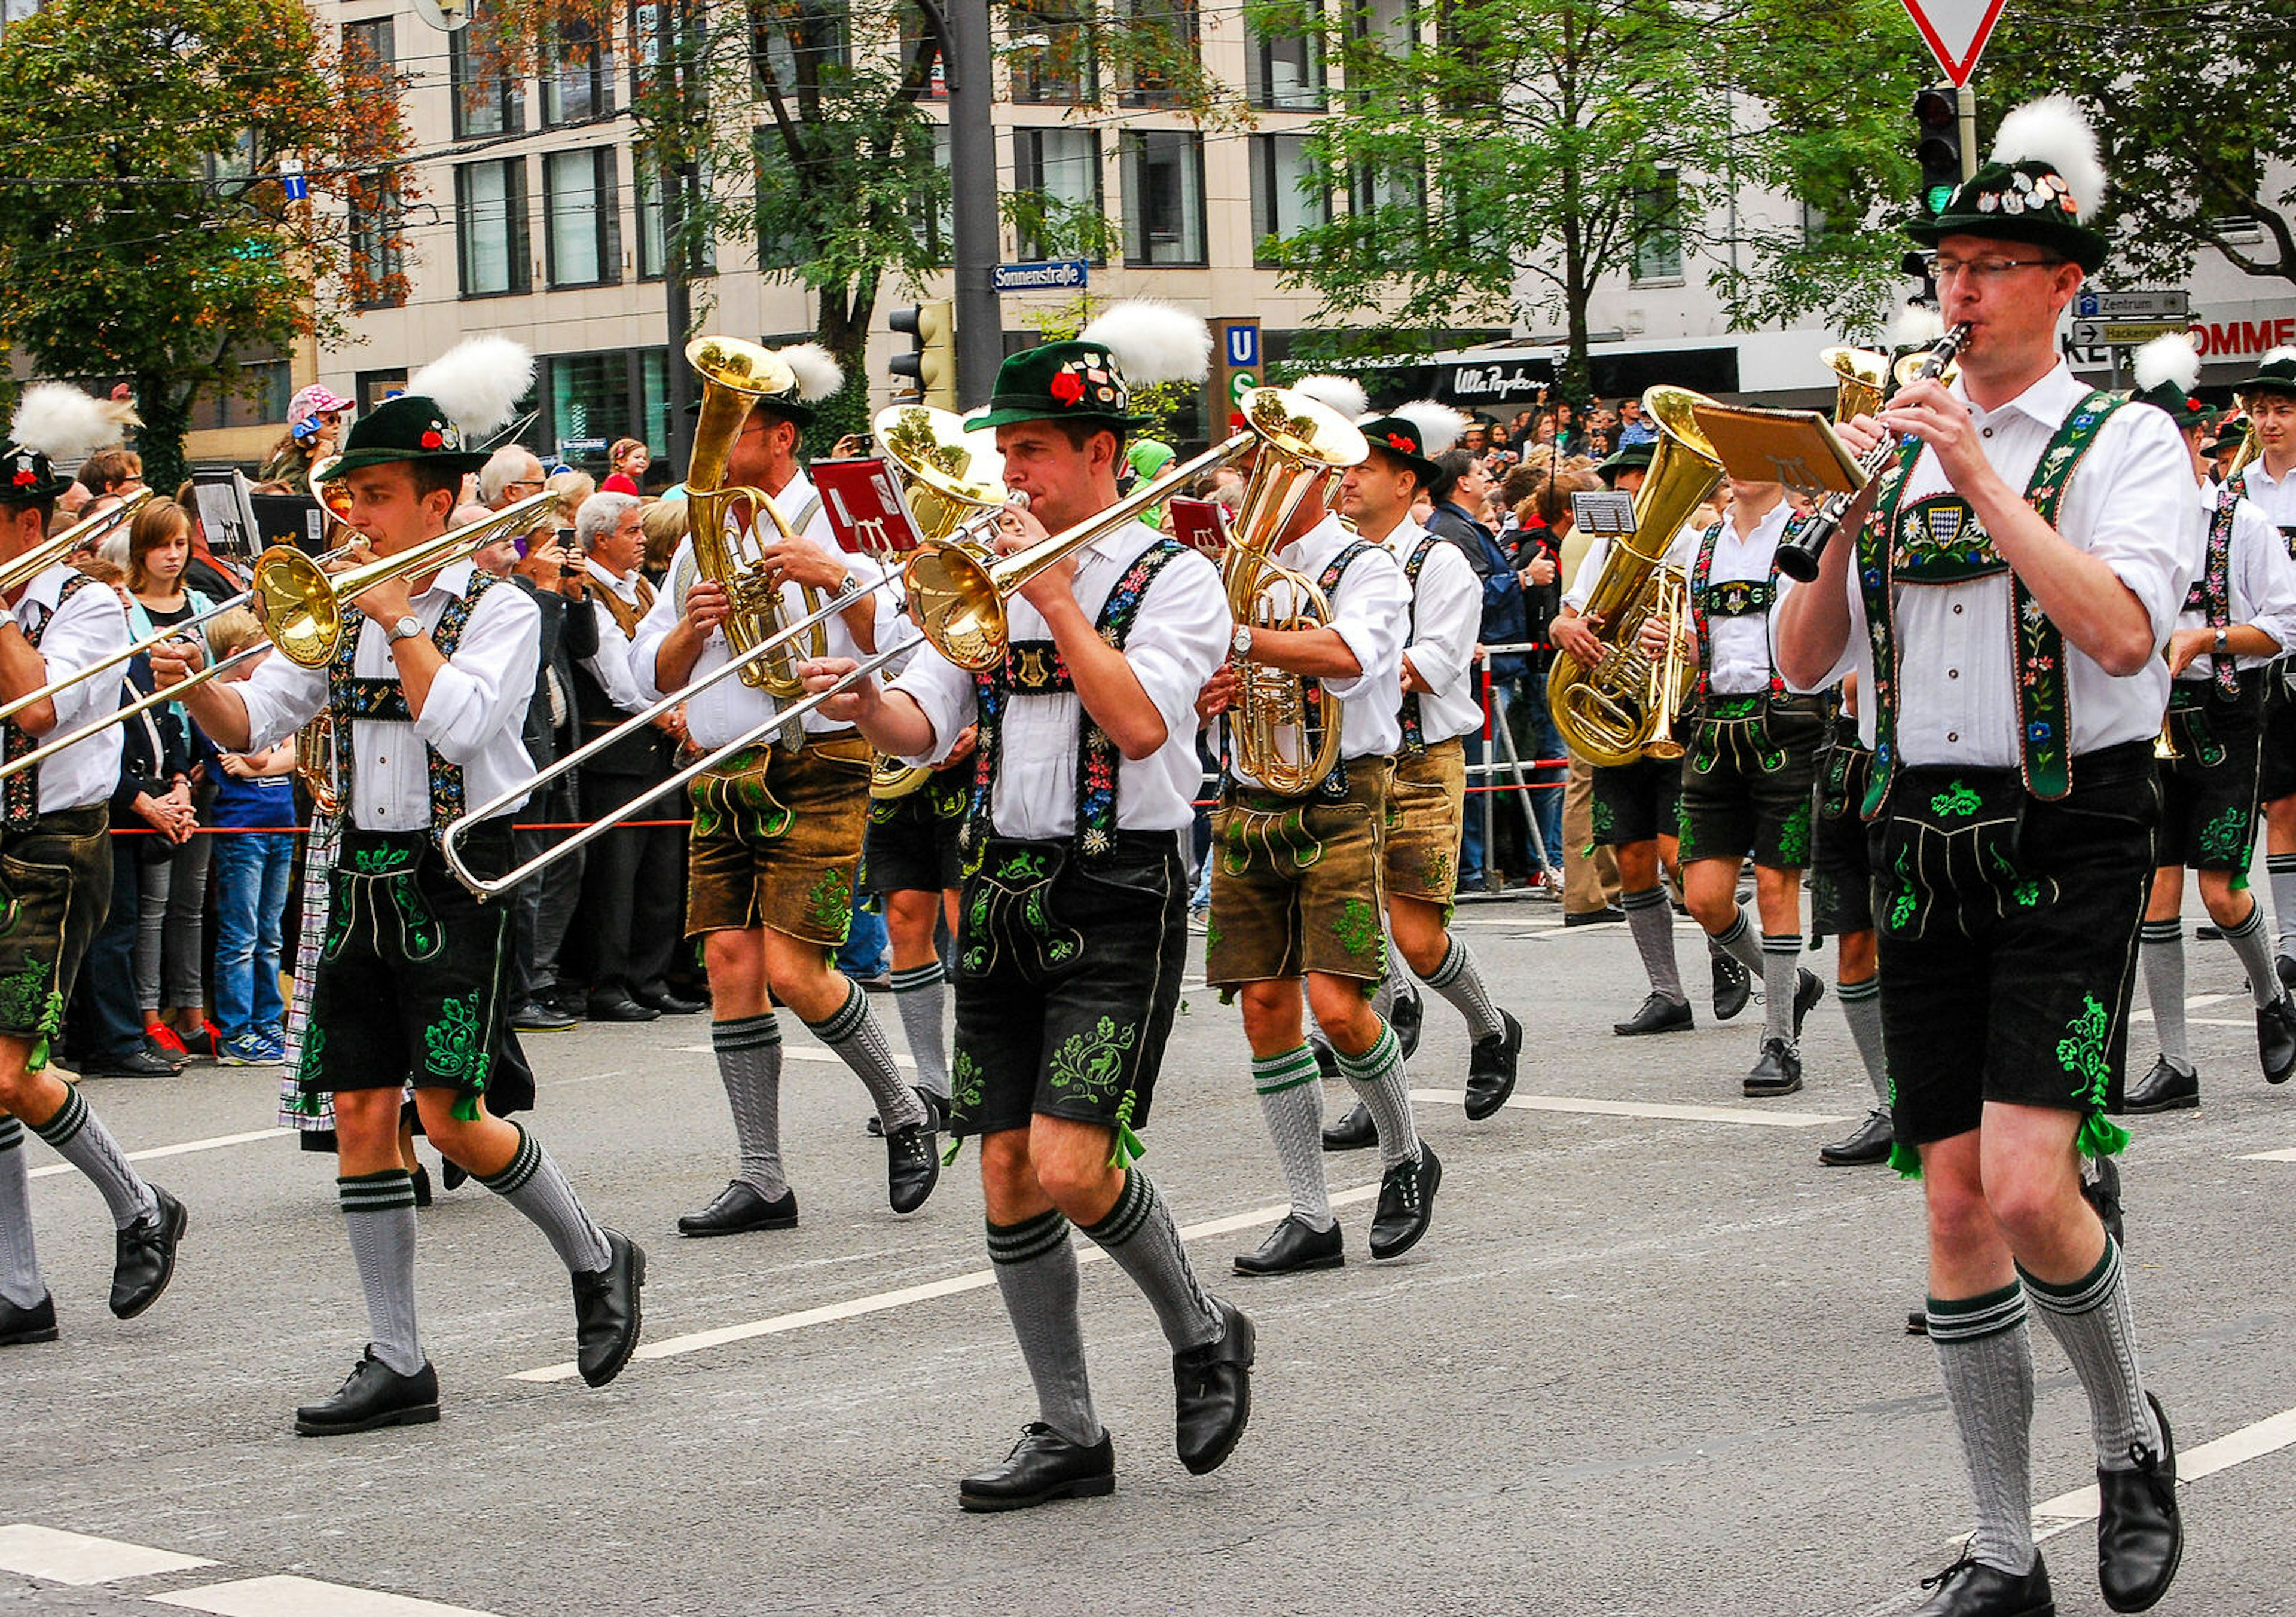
[477, 446, 548, 509]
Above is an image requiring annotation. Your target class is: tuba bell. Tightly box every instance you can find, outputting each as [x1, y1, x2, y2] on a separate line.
[872, 404, 1009, 551]
[1821, 346, 1891, 424]
[1545, 385, 1724, 769]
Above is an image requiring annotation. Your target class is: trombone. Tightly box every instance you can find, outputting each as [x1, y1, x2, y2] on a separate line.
[0, 488, 154, 597]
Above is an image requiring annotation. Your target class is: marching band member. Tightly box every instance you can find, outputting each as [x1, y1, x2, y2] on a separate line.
[859, 747, 969, 1130]
[0, 386, 185, 1349]
[156, 340, 643, 1432]
[805, 304, 1253, 1510]
[1809, 674, 1892, 1164]
[2222, 350, 2296, 979]
[1777, 100, 2191, 1616]
[630, 344, 940, 1236]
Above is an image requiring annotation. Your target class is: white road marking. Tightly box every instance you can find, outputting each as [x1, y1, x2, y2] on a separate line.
[0, 1523, 213, 1584]
[153, 1575, 499, 1617]
[1410, 1087, 1846, 1130]
[2029, 1404, 2296, 1533]
[27, 1128, 286, 1181]
[2237, 1147, 2296, 1162]
[512, 1184, 1384, 1383]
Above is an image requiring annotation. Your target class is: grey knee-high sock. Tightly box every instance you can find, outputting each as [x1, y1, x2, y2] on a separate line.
[807, 980, 927, 1133]
[712, 1013, 787, 1196]
[987, 1210, 1100, 1447]
[1761, 934, 1801, 1045]
[1251, 1046, 1332, 1230]
[2022, 1239, 2164, 1471]
[2140, 919, 2190, 1069]
[1928, 1282, 2039, 1576]
[1837, 976, 1888, 1104]
[1335, 1022, 1420, 1171]
[889, 963, 951, 1100]
[1713, 907, 1765, 973]
[0, 1117, 45, 1309]
[339, 1170, 423, 1376]
[1621, 886, 1686, 1002]
[2270, 852, 2296, 956]
[1079, 1169, 1220, 1352]
[478, 1124, 613, 1274]
[2221, 897, 2283, 1008]
[29, 1087, 155, 1230]
[1421, 936, 1505, 1040]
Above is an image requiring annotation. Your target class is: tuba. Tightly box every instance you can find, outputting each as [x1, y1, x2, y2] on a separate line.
[1546, 386, 1724, 769]
[872, 404, 1008, 551]
[1821, 346, 1891, 425]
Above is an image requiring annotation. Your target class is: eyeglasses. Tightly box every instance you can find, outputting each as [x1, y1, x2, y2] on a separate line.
[1932, 255, 2067, 283]
[504, 478, 546, 493]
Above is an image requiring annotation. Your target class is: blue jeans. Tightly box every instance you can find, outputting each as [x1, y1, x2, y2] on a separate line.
[836, 892, 889, 978]
[211, 830, 294, 1037]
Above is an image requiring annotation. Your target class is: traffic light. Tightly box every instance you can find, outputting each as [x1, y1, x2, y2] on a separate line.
[889, 300, 957, 411]
[1914, 85, 1963, 218]
[1901, 251, 1938, 307]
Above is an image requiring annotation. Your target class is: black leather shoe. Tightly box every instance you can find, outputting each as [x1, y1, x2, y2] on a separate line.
[1311, 1035, 1339, 1081]
[2260, 994, 2296, 1083]
[677, 1179, 798, 1237]
[410, 1163, 433, 1209]
[1792, 968, 1825, 1038]
[0, 1290, 58, 1346]
[1908, 1309, 1929, 1335]
[84, 1047, 178, 1079]
[1819, 1106, 1894, 1166]
[1390, 985, 1424, 1061]
[1614, 992, 1693, 1036]
[1320, 1101, 1376, 1152]
[441, 1160, 468, 1192]
[1369, 1143, 1441, 1260]
[1563, 904, 1625, 927]
[572, 1229, 645, 1389]
[886, 1123, 940, 1214]
[959, 1422, 1116, 1512]
[867, 1085, 951, 1136]
[1712, 953, 1752, 1021]
[1744, 1038, 1804, 1098]
[296, 1349, 439, 1435]
[2096, 1393, 2181, 1612]
[512, 1001, 578, 1032]
[584, 993, 660, 1024]
[1908, 1547, 2054, 1616]
[110, 1188, 186, 1320]
[2083, 1152, 2126, 1249]
[2279, 953, 2296, 991]
[2122, 1057, 2199, 1114]
[1233, 1214, 1344, 1275]
[1465, 1010, 1522, 1120]
[633, 982, 706, 1016]
[1173, 1299, 1254, 1475]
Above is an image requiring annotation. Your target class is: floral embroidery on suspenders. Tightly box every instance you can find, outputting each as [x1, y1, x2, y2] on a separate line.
[1857, 392, 2122, 814]
[3, 573, 102, 830]
[2184, 480, 2243, 701]
[1396, 534, 1442, 756]
[1688, 518, 1793, 704]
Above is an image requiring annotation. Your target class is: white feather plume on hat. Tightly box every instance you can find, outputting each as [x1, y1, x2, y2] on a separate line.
[1886, 305, 1946, 350]
[408, 335, 533, 437]
[775, 341, 845, 402]
[1079, 300, 1212, 386]
[1992, 95, 2106, 222]
[1291, 375, 1370, 421]
[2261, 346, 2296, 368]
[2133, 331, 2201, 395]
[7, 382, 139, 464]
[1392, 400, 1471, 457]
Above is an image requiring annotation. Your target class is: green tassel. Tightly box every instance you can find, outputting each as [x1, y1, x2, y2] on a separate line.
[2077, 1109, 2130, 1161]
[451, 1092, 480, 1123]
[940, 1133, 964, 1167]
[25, 986, 62, 1074]
[25, 1034, 48, 1074]
[1888, 1138, 1924, 1179]
[1106, 1091, 1146, 1169]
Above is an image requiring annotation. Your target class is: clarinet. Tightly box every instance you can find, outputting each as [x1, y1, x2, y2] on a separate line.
[1775, 322, 1973, 583]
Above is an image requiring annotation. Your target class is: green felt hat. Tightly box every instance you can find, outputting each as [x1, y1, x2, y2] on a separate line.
[316, 393, 492, 481]
[1357, 415, 1442, 486]
[2, 442, 63, 504]
[967, 340, 1151, 433]
[2132, 381, 2212, 429]
[1596, 440, 1654, 486]
[1907, 97, 2111, 274]
[2236, 349, 2296, 403]
[2206, 418, 2249, 456]
[318, 336, 535, 481]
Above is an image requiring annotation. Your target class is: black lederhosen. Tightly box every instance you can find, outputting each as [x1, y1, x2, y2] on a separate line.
[298, 821, 517, 1118]
[863, 773, 967, 897]
[2260, 663, 2296, 802]
[0, 806, 111, 1055]
[1809, 713, 1877, 936]
[948, 832, 1187, 1145]
[1589, 754, 1680, 848]
[2160, 670, 2266, 872]
[1877, 742, 2158, 1153]
[1674, 694, 1825, 870]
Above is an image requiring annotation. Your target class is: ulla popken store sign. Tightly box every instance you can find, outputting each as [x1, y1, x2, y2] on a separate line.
[1439, 356, 1557, 405]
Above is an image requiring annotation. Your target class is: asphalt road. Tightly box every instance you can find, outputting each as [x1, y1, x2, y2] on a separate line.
[6, 894, 2294, 1617]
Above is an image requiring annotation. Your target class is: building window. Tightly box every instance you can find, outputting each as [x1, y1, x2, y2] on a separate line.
[544, 148, 619, 288]
[1121, 129, 1205, 267]
[1631, 169, 1683, 283]
[346, 170, 406, 309]
[1349, 154, 1425, 220]
[343, 16, 394, 77]
[450, 12, 523, 139]
[456, 157, 530, 297]
[193, 357, 293, 432]
[355, 369, 409, 415]
[1246, 25, 1323, 110]
[1250, 133, 1328, 264]
[751, 0, 850, 94]
[1012, 127, 1103, 262]
[1797, 198, 1829, 248]
[1006, 0, 1095, 105]
[541, 16, 611, 125]
[907, 126, 954, 264]
[1349, 0, 1416, 56]
[1116, 0, 1197, 108]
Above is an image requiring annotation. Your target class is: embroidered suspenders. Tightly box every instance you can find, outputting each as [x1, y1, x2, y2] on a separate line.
[1688, 518, 1794, 704]
[1396, 534, 1442, 756]
[2184, 481, 2244, 701]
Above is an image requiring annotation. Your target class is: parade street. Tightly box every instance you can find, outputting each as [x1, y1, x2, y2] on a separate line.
[6, 895, 2294, 1617]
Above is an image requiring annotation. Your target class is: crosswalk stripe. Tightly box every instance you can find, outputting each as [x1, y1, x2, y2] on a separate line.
[0, 1523, 213, 1585]
[152, 1575, 499, 1616]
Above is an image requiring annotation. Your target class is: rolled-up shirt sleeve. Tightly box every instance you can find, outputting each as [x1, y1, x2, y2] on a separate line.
[2239, 500, 2296, 657]
[2072, 405, 2201, 644]
[1405, 542, 1480, 698]
[888, 644, 974, 768]
[1562, 538, 1609, 613]
[410, 582, 541, 765]
[1119, 549, 1229, 745]
[232, 648, 329, 753]
[1319, 545, 1407, 702]
[39, 583, 131, 738]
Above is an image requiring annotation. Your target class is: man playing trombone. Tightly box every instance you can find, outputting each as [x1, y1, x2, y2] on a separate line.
[153, 342, 643, 1433]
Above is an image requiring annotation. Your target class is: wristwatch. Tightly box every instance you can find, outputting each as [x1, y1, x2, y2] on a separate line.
[2216, 627, 2231, 658]
[1231, 623, 1254, 660]
[387, 615, 424, 644]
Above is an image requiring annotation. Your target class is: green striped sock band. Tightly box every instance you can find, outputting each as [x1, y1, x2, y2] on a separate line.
[2020, 1237, 2121, 1318]
[987, 1208, 1072, 1266]
[712, 1013, 781, 1054]
[807, 981, 870, 1044]
[1926, 1280, 2028, 1344]
[1082, 1169, 1152, 1248]
[890, 962, 945, 991]
[338, 1168, 418, 1213]
[1332, 1023, 1401, 1084]
[1252, 1044, 1321, 1095]
[478, 1123, 541, 1197]
[1838, 976, 1880, 1004]
[29, 1086, 88, 1151]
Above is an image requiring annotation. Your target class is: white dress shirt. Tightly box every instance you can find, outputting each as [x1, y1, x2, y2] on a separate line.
[2233, 458, 2296, 533]
[2178, 481, 2296, 678]
[10, 564, 128, 814]
[628, 469, 894, 747]
[234, 559, 541, 830]
[1561, 525, 1703, 614]
[1381, 516, 1482, 744]
[579, 560, 649, 714]
[1804, 362, 2199, 765]
[1665, 501, 1797, 698]
[892, 521, 1227, 839]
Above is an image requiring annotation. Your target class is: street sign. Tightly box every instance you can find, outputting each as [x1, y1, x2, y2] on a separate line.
[1229, 370, 1258, 404]
[2074, 291, 2190, 320]
[1897, 0, 2009, 87]
[2071, 319, 2191, 349]
[559, 438, 608, 457]
[1224, 326, 1260, 368]
[991, 258, 1088, 294]
[279, 157, 307, 203]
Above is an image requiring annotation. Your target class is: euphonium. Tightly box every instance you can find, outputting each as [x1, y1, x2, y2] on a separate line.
[1821, 346, 1891, 425]
[685, 336, 826, 699]
[873, 404, 1008, 551]
[1546, 386, 1723, 769]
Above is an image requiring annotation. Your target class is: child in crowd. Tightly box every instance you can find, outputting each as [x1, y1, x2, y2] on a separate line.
[203, 609, 300, 1065]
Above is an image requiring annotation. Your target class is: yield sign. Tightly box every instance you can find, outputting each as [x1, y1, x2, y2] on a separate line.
[1898, 0, 2009, 87]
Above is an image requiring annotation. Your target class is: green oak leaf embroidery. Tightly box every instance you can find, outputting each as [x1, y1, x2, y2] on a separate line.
[950, 1048, 985, 1116]
[1422, 846, 1453, 895]
[2010, 879, 2044, 908]
[423, 992, 487, 1085]
[807, 866, 851, 938]
[2055, 994, 2112, 1109]
[1887, 887, 1918, 933]
[0, 954, 48, 1030]
[1929, 782, 1981, 818]
[1333, 897, 1381, 961]
[1048, 1016, 1136, 1100]
[2197, 805, 2249, 865]
[1203, 918, 1222, 956]
[1589, 799, 1616, 840]
[994, 850, 1046, 884]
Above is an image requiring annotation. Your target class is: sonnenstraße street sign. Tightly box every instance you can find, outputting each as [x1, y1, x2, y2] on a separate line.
[991, 258, 1089, 294]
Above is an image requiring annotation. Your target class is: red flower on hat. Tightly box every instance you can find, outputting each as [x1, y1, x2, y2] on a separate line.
[1050, 370, 1086, 407]
[420, 429, 444, 449]
[1385, 432, 1415, 453]
[2190, 396, 2205, 411]
[11, 468, 34, 487]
